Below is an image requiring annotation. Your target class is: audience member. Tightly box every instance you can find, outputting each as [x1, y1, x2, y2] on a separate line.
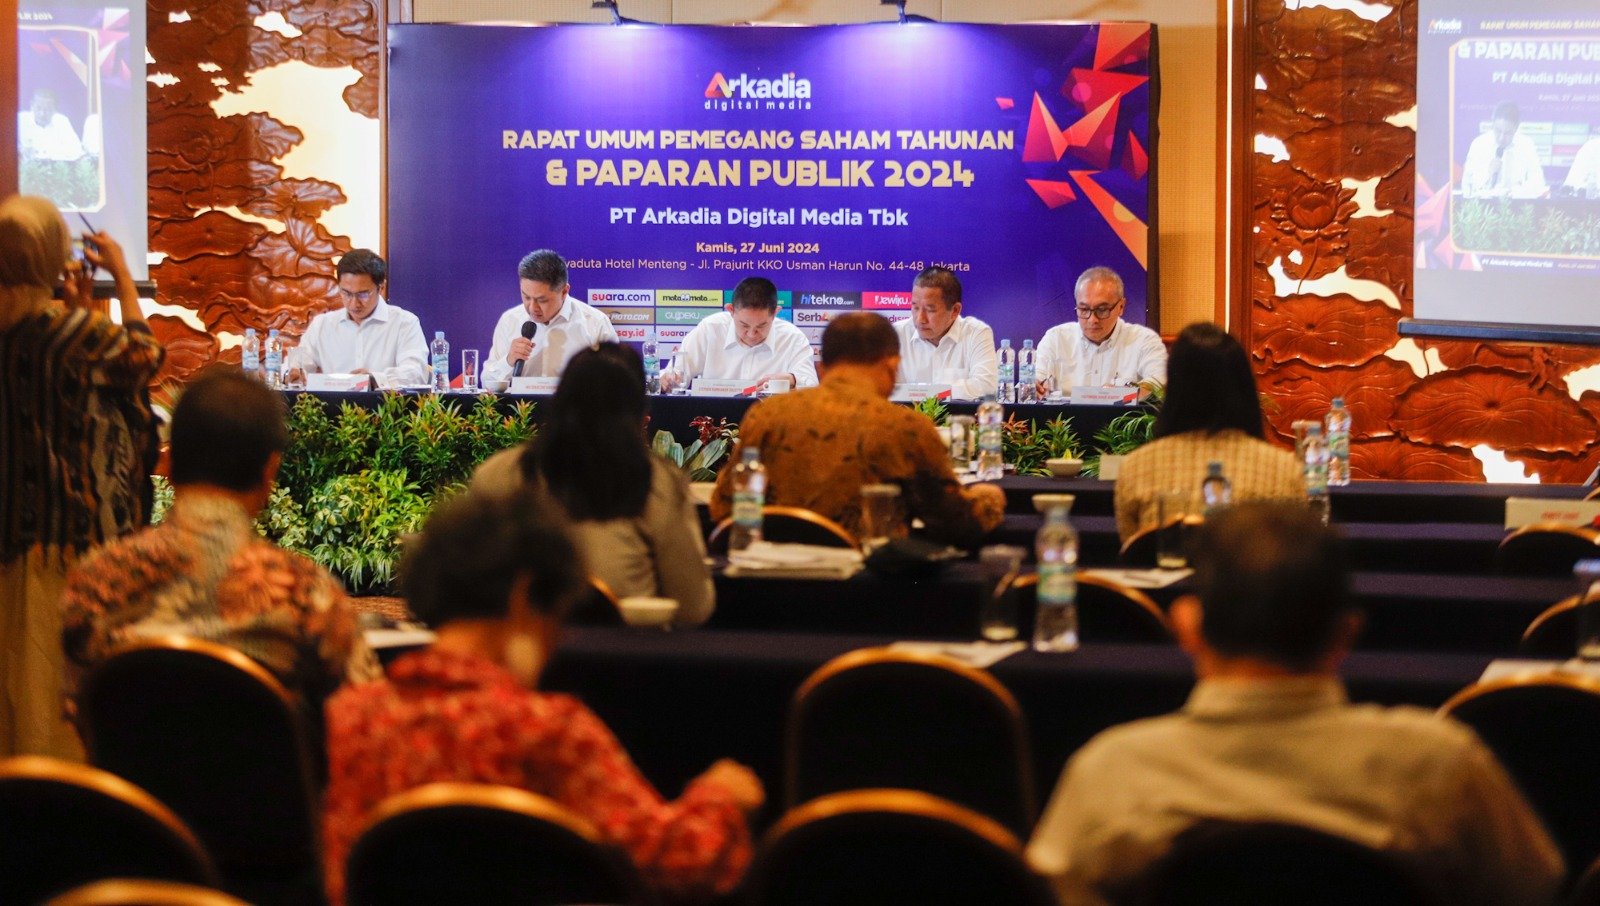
[712, 312, 1004, 547]
[483, 249, 618, 383]
[1, 195, 163, 758]
[660, 276, 817, 393]
[1112, 322, 1302, 542]
[893, 266, 998, 400]
[472, 343, 714, 626]
[1027, 502, 1564, 906]
[285, 248, 429, 388]
[1035, 266, 1166, 396]
[61, 367, 379, 702]
[322, 488, 761, 904]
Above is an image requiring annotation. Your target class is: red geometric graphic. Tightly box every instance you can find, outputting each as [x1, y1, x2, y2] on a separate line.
[1122, 132, 1148, 180]
[1070, 170, 1148, 269]
[995, 97, 1015, 110]
[1022, 92, 1069, 164]
[1064, 95, 1120, 170]
[705, 72, 731, 98]
[1063, 68, 1149, 111]
[1026, 179, 1078, 209]
[1094, 23, 1151, 70]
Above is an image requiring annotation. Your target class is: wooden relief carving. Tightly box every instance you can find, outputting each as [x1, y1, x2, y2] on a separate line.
[146, 0, 377, 384]
[1243, 0, 1600, 481]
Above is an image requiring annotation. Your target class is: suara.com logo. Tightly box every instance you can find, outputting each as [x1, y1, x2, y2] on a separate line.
[704, 71, 813, 100]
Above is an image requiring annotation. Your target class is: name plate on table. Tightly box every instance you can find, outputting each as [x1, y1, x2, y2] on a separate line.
[690, 378, 755, 397]
[1070, 385, 1140, 405]
[305, 373, 371, 392]
[509, 376, 561, 394]
[1505, 497, 1600, 530]
[890, 383, 953, 402]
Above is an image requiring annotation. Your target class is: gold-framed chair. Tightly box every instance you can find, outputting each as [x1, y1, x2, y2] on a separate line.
[1519, 595, 1583, 659]
[706, 506, 857, 555]
[1119, 514, 1204, 568]
[1497, 523, 1600, 575]
[0, 756, 218, 906]
[745, 788, 1056, 906]
[569, 575, 625, 626]
[785, 647, 1036, 837]
[77, 636, 321, 906]
[43, 879, 251, 906]
[1440, 673, 1600, 874]
[343, 782, 648, 905]
[1000, 572, 1172, 644]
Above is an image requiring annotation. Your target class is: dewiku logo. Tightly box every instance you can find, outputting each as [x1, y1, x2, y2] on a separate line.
[704, 71, 813, 100]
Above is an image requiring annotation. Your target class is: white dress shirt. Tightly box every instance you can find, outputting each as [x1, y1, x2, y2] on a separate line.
[285, 297, 429, 388]
[18, 112, 83, 161]
[1461, 131, 1546, 198]
[483, 295, 619, 382]
[1564, 137, 1600, 197]
[894, 315, 998, 400]
[1036, 320, 1167, 392]
[668, 311, 818, 389]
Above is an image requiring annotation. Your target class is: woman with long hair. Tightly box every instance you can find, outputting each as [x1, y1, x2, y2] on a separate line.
[473, 343, 714, 625]
[1113, 322, 1304, 543]
[0, 195, 163, 757]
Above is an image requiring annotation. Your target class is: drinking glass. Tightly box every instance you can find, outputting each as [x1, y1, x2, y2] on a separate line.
[1155, 491, 1190, 569]
[460, 349, 480, 393]
[859, 483, 904, 552]
[947, 415, 977, 472]
[978, 544, 1026, 641]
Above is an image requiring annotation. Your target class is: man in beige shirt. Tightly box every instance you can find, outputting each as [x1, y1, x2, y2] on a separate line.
[712, 312, 1004, 548]
[1027, 502, 1563, 906]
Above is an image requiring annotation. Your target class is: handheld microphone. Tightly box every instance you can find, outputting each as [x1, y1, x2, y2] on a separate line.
[511, 321, 538, 378]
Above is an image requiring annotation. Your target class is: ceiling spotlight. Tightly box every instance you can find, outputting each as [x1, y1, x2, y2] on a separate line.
[878, 0, 934, 24]
[590, 0, 633, 25]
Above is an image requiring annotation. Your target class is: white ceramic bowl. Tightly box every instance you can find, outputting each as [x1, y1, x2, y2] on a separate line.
[1045, 457, 1084, 479]
[1032, 493, 1077, 514]
[484, 378, 511, 393]
[619, 596, 679, 628]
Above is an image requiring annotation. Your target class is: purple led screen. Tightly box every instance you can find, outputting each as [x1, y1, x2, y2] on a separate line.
[386, 22, 1157, 356]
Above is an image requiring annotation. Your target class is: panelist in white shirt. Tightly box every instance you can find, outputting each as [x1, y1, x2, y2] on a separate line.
[285, 248, 429, 389]
[893, 266, 998, 400]
[1460, 101, 1547, 199]
[1564, 134, 1600, 198]
[1035, 266, 1167, 397]
[17, 89, 84, 162]
[659, 276, 818, 393]
[483, 249, 619, 384]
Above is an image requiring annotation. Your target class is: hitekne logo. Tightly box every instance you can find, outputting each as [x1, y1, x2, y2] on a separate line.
[705, 71, 813, 100]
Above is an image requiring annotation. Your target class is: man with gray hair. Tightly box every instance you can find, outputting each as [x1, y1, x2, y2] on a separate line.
[1035, 265, 1166, 397]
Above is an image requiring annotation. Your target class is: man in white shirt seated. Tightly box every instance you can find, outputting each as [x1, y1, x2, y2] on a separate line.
[17, 89, 84, 162]
[659, 276, 818, 393]
[1563, 133, 1600, 198]
[1035, 266, 1166, 398]
[285, 249, 429, 389]
[893, 266, 997, 400]
[483, 249, 618, 384]
[1461, 101, 1547, 199]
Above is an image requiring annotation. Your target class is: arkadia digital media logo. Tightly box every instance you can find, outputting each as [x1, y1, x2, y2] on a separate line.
[704, 71, 815, 112]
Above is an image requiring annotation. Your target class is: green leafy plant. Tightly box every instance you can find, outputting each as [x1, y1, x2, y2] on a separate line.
[652, 428, 732, 483]
[306, 470, 431, 592]
[1000, 415, 1083, 477]
[1086, 407, 1158, 477]
[913, 396, 950, 427]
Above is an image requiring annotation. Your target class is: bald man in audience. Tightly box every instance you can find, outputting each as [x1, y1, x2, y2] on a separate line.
[712, 312, 1004, 548]
[1027, 502, 1562, 906]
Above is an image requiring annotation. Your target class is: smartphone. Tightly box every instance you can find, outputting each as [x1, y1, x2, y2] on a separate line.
[74, 215, 100, 268]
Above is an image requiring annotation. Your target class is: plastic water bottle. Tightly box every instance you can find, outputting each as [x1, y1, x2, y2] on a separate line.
[1304, 423, 1330, 524]
[241, 328, 261, 380]
[1201, 460, 1232, 515]
[431, 331, 450, 392]
[997, 339, 1016, 404]
[642, 329, 660, 393]
[263, 329, 283, 389]
[1325, 397, 1351, 486]
[729, 447, 766, 551]
[1033, 504, 1080, 652]
[1018, 339, 1037, 403]
[976, 394, 1004, 480]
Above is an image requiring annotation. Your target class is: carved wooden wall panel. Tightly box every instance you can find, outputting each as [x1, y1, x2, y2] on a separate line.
[146, 0, 377, 383]
[1240, 0, 1600, 482]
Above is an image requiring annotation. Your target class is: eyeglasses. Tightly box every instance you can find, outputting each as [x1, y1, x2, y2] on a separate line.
[339, 289, 374, 302]
[1076, 303, 1120, 320]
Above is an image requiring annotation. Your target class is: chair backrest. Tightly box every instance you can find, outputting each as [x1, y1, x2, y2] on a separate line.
[1002, 573, 1172, 644]
[1498, 523, 1600, 575]
[1119, 515, 1203, 568]
[0, 756, 217, 906]
[77, 637, 321, 883]
[568, 575, 625, 626]
[344, 782, 648, 906]
[1441, 674, 1600, 872]
[747, 789, 1056, 906]
[43, 879, 250, 906]
[785, 647, 1035, 836]
[1519, 595, 1581, 658]
[707, 506, 857, 555]
[1123, 819, 1439, 906]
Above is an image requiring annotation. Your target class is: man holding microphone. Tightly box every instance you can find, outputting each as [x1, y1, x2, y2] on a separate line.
[483, 249, 617, 384]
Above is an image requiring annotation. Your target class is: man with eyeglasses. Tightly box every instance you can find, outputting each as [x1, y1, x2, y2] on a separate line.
[1035, 266, 1166, 399]
[285, 249, 429, 388]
